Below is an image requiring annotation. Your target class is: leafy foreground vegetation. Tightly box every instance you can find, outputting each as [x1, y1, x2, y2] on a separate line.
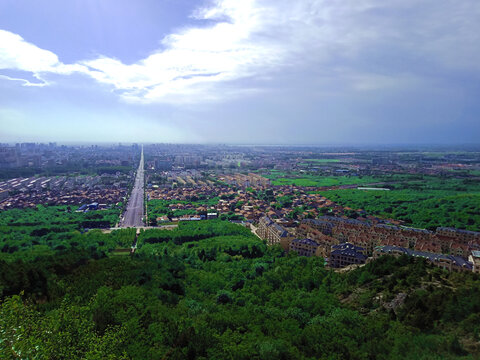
[318, 177, 480, 231]
[1, 220, 480, 359]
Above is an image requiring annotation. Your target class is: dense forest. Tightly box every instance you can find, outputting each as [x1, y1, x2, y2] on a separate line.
[0, 205, 124, 262]
[1, 219, 480, 359]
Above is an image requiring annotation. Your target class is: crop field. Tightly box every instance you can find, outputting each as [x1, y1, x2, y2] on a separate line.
[318, 177, 480, 231]
[264, 172, 382, 187]
[302, 158, 341, 163]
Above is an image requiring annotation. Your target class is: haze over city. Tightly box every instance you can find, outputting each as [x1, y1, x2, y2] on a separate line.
[1, 0, 480, 144]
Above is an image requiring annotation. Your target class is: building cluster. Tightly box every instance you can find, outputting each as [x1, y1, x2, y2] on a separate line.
[298, 217, 480, 258]
[256, 215, 368, 268]
[255, 215, 480, 271]
[147, 183, 347, 223]
[0, 174, 129, 209]
[150, 155, 204, 169]
[219, 173, 271, 188]
[373, 245, 473, 272]
[147, 169, 216, 188]
[148, 171, 271, 190]
[168, 213, 219, 222]
[0, 143, 137, 169]
[144, 143, 480, 179]
[145, 144, 253, 170]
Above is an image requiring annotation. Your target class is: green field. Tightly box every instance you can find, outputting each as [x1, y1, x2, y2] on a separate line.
[265, 173, 382, 187]
[302, 158, 341, 163]
[318, 177, 480, 231]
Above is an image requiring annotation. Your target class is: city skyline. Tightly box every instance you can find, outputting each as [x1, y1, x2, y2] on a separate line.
[1, 0, 480, 144]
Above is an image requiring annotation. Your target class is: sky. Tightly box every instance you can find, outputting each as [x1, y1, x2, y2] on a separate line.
[0, 0, 479, 145]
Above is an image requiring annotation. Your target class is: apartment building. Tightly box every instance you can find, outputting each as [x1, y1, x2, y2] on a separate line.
[374, 245, 473, 272]
[289, 238, 322, 257]
[300, 217, 480, 258]
[257, 216, 293, 250]
[329, 243, 367, 268]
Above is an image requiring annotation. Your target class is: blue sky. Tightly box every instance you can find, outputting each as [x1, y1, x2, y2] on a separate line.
[0, 0, 479, 144]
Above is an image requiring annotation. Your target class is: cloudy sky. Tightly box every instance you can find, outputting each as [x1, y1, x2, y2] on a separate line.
[0, 0, 479, 144]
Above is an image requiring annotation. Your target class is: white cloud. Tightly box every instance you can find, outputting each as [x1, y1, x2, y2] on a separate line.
[0, 30, 86, 86]
[79, 0, 284, 103]
[0, 30, 59, 73]
[0, 0, 479, 102]
[0, 74, 48, 87]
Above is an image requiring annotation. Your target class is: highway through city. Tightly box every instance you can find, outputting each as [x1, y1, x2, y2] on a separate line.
[121, 146, 144, 227]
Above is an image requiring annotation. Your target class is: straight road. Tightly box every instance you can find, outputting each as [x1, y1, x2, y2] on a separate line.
[121, 146, 145, 227]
